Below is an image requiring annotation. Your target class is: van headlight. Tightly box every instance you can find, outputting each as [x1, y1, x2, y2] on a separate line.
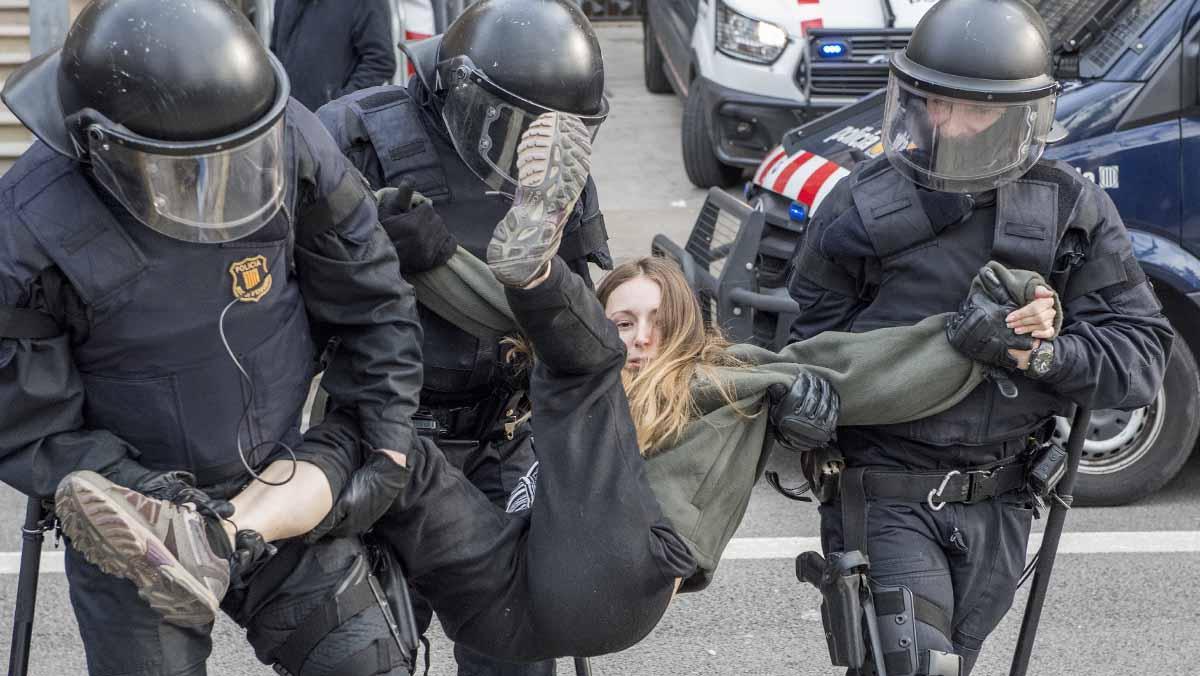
[715, 0, 788, 64]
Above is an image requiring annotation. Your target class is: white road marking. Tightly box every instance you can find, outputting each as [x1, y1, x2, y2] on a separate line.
[3, 531, 1199, 574]
[721, 531, 1200, 560]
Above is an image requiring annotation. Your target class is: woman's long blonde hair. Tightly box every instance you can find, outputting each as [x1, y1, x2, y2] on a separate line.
[597, 257, 746, 455]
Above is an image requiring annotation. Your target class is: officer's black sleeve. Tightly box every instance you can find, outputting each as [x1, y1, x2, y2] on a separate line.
[786, 179, 870, 341]
[0, 224, 145, 497]
[342, 0, 397, 96]
[289, 101, 423, 456]
[1038, 186, 1173, 410]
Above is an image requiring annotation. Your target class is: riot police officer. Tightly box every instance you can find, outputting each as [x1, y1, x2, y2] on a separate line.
[787, 1, 1172, 673]
[0, 1, 421, 674]
[316, 1, 610, 673]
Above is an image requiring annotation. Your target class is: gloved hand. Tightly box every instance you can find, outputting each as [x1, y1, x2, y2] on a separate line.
[228, 529, 277, 591]
[767, 371, 840, 453]
[104, 458, 234, 520]
[375, 179, 458, 274]
[304, 450, 409, 544]
[945, 267, 1036, 370]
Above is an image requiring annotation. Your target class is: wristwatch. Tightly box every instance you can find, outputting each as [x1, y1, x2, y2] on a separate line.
[1025, 341, 1055, 378]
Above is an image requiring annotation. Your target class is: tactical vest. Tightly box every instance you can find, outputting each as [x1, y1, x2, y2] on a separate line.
[318, 85, 610, 408]
[841, 158, 1095, 447]
[10, 143, 315, 485]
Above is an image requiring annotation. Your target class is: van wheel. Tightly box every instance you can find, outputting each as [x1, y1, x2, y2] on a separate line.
[682, 83, 741, 188]
[643, 15, 673, 94]
[1057, 337, 1200, 505]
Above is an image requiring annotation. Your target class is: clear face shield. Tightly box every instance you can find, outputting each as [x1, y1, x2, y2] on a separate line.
[84, 112, 287, 244]
[440, 57, 607, 193]
[881, 78, 1057, 193]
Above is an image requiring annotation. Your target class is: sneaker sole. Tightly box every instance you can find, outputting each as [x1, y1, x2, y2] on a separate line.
[487, 113, 592, 287]
[55, 472, 219, 627]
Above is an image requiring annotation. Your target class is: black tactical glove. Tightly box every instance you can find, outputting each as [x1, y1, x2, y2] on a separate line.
[376, 179, 458, 275]
[767, 371, 840, 453]
[304, 450, 409, 544]
[104, 458, 235, 520]
[945, 266, 1035, 370]
[228, 529, 277, 591]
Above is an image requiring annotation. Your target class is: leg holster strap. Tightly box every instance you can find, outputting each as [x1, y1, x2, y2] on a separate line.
[874, 589, 953, 640]
[274, 570, 381, 676]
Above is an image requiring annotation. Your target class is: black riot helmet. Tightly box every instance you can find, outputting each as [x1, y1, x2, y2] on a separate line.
[2, 0, 290, 243]
[430, 0, 608, 191]
[882, 0, 1061, 193]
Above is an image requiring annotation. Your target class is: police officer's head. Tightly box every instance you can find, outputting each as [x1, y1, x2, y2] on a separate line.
[2, 0, 290, 243]
[882, 0, 1060, 193]
[412, 0, 608, 192]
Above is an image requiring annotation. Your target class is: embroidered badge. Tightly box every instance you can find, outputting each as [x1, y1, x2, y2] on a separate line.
[230, 255, 272, 303]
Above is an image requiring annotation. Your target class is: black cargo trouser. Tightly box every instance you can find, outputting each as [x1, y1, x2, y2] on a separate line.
[819, 488, 1034, 675]
[373, 259, 698, 661]
[409, 431, 557, 676]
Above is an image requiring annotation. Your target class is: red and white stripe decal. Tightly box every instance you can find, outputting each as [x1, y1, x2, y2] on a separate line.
[754, 146, 788, 185]
[754, 149, 850, 214]
[404, 31, 432, 78]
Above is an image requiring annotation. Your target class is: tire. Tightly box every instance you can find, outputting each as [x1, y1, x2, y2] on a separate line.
[682, 83, 741, 188]
[1056, 337, 1200, 506]
[643, 15, 673, 94]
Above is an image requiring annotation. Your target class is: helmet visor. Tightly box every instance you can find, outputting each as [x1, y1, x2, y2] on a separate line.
[440, 61, 606, 192]
[882, 79, 1056, 193]
[88, 117, 286, 243]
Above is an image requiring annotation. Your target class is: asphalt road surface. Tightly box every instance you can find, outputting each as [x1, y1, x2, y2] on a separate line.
[3, 23, 1199, 676]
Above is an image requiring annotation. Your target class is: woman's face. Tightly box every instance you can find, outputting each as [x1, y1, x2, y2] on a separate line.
[604, 275, 662, 371]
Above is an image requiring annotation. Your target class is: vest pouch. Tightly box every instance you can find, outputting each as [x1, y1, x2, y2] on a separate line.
[80, 371, 190, 471]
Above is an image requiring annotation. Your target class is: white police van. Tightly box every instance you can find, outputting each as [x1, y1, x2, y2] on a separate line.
[644, 0, 939, 188]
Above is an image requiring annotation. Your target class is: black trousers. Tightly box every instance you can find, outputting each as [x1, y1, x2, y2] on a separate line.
[819, 491, 1034, 675]
[412, 432, 557, 676]
[374, 260, 697, 662]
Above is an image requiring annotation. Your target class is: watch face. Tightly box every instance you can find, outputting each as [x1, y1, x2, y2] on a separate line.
[1032, 346, 1053, 375]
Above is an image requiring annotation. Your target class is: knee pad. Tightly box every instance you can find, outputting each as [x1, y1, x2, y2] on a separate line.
[873, 585, 962, 676]
[273, 548, 418, 676]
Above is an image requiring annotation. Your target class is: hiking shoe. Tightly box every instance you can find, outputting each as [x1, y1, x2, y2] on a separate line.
[487, 112, 592, 287]
[55, 470, 231, 627]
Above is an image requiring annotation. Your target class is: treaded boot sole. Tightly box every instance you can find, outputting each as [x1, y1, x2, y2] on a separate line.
[488, 113, 592, 287]
[55, 472, 220, 627]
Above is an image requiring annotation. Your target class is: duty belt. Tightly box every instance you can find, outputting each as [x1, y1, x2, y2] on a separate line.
[861, 463, 1027, 511]
[412, 390, 528, 442]
[839, 459, 1027, 554]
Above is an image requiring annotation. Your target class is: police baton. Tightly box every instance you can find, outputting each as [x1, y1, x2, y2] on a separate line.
[1009, 406, 1091, 676]
[9, 495, 53, 676]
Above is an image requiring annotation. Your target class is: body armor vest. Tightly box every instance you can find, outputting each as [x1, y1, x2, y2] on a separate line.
[10, 143, 315, 485]
[318, 85, 609, 408]
[843, 158, 1091, 448]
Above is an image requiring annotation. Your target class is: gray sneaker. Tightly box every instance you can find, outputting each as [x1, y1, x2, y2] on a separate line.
[55, 471, 231, 627]
[487, 112, 593, 287]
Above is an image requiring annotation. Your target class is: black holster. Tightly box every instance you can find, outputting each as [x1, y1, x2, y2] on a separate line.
[797, 550, 887, 673]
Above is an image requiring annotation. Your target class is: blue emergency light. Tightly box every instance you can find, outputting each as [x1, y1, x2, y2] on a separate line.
[789, 201, 808, 222]
[817, 41, 848, 58]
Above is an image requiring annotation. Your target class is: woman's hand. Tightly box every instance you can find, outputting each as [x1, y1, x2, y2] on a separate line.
[1006, 286, 1058, 339]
